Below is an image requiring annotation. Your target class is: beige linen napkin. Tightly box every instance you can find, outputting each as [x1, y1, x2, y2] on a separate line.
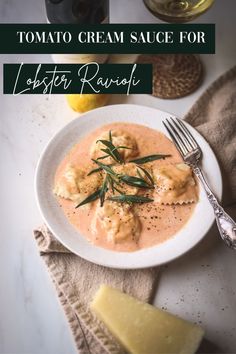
[34, 225, 158, 354]
[34, 65, 236, 354]
[184, 65, 236, 206]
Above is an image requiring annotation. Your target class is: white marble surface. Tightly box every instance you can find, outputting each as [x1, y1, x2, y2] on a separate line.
[0, 0, 236, 353]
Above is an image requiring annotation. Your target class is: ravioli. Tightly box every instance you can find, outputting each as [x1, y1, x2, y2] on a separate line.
[112, 163, 139, 195]
[53, 123, 199, 252]
[153, 163, 198, 205]
[53, 164, 102, 204]
[94, 201, 141, 244]
[90, 129, 138, 163]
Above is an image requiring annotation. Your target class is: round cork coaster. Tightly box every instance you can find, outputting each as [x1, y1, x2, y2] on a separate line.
[137, 54, 203, 99]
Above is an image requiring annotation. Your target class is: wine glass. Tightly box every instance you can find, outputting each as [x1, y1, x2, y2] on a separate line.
[140, 0, 215, 99]
[143, 0, 215, 23]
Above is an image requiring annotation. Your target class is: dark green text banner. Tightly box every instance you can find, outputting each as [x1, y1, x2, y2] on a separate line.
[0, 24, 215, 54]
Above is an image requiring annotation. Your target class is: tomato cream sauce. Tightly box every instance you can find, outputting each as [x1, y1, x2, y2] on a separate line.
[55, 122, 197, 252]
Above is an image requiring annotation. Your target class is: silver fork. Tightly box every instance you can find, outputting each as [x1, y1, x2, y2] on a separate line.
[163, 117, 236, 250]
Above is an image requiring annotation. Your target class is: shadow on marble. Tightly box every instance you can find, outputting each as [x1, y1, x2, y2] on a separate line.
[197, 338, 224, 354]
[160, 204, 236, 272]
[161, 221, 221, 273]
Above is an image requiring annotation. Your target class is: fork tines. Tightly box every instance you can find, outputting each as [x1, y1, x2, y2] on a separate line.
[163, 117, 200, 158]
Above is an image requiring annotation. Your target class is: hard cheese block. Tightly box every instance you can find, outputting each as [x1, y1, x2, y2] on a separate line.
[91, 285, 204, 354]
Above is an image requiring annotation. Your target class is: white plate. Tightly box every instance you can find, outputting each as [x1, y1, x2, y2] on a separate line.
[35, 104, 222, 269]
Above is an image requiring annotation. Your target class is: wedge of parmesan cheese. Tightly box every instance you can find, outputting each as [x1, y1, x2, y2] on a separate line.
[91, 285, 204, 354]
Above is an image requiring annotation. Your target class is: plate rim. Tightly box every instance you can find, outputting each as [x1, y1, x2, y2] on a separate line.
[35, 103, 223, 269]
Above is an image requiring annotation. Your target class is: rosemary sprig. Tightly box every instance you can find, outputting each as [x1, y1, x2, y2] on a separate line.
[107, 194, 153, 204]
[96, 146, 132, 163]
[96, 130, 133, 164]
[113, 186, 124, 194]
[120, 175, 154, 189]
[114, 146, 133, 150]
[87, 163, 116, 176]
[92, 160, 154, 190]
[100, 148, 119, 162]
[109, 130, 112, 143]
[92, 159, 117, 176]
[97, 154, 110, 160]
[107, 174, 114, 193]
[129, 154, 171, 164]
[87, 167, 102, 176]
[107, 175, 123, 195]
[96, 139, 123, 163]
[99, 175, 109, 207]
[80, 132, 171, 208]
[75, 189, 101, 208]
[137, 166, 154, 186]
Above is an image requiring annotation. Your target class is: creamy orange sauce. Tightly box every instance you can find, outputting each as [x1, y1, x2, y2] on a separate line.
[55, 123, 197, 252]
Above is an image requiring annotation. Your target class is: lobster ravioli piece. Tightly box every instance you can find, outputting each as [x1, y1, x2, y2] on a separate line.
[153, 163, 198, 205]
[112, 163, 139, 195]
[54, 164, 102, 204]
[111, 162, 153, 196]
[90, 130, 138, 163]
[94, 201, 141, 244]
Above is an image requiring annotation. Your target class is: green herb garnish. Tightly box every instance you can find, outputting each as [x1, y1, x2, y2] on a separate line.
[107, 175, 123, 195]
[77, 132, 171, 208]
[96, 139, 123, 163]
[96, 130, 133, 163]
[137, 166, 154, 186]
[119, 175, 154, 189]
[96, 154, 110, 160]
[109, 130, 112, 143]
[87, 167, 102, 176]
[107, 174, 114, 194]
[75, 189, 101, 208]
[100, 147, 120, 163]
[99, 175, 109, 207]
[129, 154, 171, 164]
[92, 159, 117, 176]
[107, 194, 153, 204]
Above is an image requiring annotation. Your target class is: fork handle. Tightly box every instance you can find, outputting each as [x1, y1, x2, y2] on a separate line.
[193, 165, 236, 250]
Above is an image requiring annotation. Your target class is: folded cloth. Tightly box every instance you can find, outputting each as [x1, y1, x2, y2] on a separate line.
[34, 225, 158, 354]
[184, 65, 236, 206]
[34, 66, 236, 354]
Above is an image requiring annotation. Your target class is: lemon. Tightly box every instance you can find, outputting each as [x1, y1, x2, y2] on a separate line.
[66, 93, 109, 113]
